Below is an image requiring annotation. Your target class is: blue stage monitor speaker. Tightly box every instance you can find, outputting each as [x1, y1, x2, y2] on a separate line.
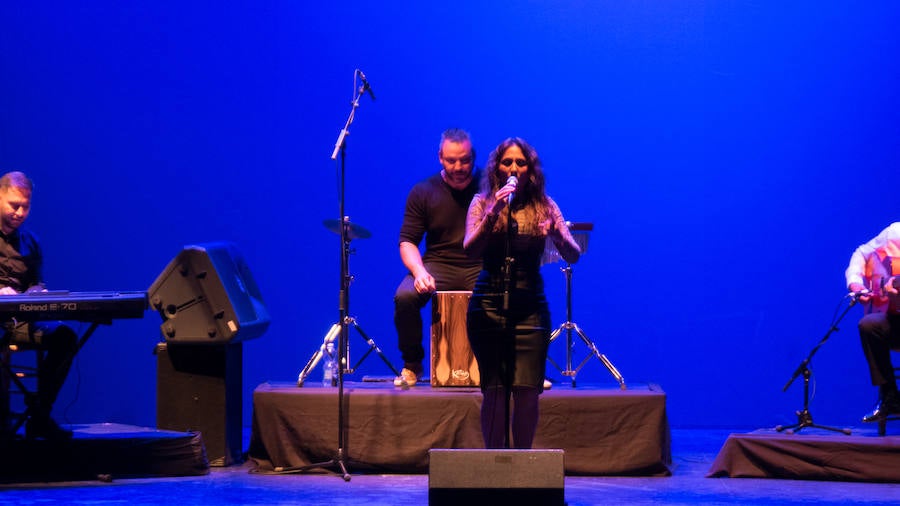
[149, 242, 270, 344]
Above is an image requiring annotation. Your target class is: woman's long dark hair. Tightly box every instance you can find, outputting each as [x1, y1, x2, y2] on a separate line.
[481, 137, 551, 230]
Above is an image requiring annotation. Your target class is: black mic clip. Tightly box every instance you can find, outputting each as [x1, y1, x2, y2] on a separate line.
[356, 69, 376, 101]
[847, 289, 871, 305]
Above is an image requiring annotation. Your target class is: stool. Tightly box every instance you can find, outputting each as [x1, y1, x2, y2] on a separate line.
[430, 291, 479, 387]
[1, 335, 43, 440]
[878, 351, 900, 436]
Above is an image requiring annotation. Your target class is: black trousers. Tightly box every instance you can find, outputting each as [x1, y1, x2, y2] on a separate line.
[858, 311, 900, 388]
[3, 321, 79, 419]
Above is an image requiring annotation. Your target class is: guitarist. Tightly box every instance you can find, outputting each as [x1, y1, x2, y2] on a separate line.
[846, 222, 900, 423]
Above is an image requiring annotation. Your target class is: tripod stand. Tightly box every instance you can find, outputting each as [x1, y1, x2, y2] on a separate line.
[296, 218, 401, 387]
[774, 295, 855, 435]
[545, 223, 625, 389]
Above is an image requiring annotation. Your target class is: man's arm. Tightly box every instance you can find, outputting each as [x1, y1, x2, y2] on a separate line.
[400, 241, 435, 294]
[844, 223, 900, 300]
[845, 224, 900, 289]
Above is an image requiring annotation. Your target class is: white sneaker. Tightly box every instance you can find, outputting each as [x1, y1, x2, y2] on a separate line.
[543, 379, 552, 390]
[394, 368, 418, 387]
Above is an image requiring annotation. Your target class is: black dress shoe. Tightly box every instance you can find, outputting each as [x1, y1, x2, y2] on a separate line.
[861, 397, 900, 423]
[25, 416, 73, 441]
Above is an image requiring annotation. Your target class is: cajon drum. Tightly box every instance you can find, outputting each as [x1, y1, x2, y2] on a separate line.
[430, 291, 480, 387]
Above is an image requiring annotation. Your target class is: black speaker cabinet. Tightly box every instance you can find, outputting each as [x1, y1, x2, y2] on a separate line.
[156, 342, 243, 466]
[149, 242, 270, 344]
[428, 449, 565, 506]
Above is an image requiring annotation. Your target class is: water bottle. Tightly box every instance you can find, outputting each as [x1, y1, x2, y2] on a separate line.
[328, 343, 340, 386]
[322, 342, 337, 387]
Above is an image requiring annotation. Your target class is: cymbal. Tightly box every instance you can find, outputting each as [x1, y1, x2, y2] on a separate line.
[323, 219, 372, 240]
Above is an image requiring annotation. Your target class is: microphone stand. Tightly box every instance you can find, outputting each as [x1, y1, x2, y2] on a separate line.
[281, 71, 372, 481]
[499, 198, 515, 449]
[502, 199, 515, 313]
[774, 296, 856, 435]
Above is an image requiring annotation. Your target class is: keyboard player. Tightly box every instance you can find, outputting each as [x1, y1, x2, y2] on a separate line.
[0, 171, 78, 441]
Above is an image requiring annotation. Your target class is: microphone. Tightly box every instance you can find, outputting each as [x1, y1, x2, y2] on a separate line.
[849, 289, 871, 301]
[356, 69, 376, 101]
[506, 174, 518, 204]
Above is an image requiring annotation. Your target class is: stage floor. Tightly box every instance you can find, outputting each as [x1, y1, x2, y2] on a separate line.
[248, 381, 671, 476]
[4, 426, 900, 504]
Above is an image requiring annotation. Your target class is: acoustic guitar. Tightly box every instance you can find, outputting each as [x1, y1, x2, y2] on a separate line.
[864, 254, 900, 315]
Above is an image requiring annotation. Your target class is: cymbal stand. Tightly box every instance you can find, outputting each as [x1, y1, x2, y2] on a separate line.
[775, 296, 855, 435]
[547, 261, 626, 389]
[296, 223, 402, 386]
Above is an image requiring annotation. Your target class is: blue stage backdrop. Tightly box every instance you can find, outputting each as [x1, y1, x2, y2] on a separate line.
[2, 2, 899, 431]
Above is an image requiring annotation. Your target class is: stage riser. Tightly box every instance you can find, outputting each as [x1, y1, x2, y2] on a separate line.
[708, 430, 900, 482]
[249, 382, 671, 476]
